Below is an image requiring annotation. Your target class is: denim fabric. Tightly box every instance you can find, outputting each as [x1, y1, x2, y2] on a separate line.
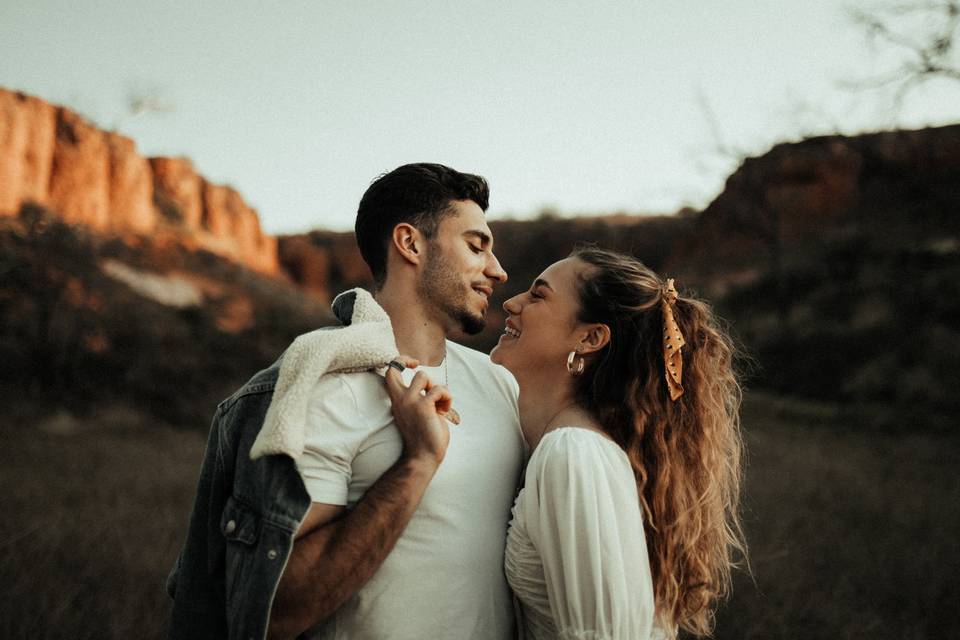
[166, 356, 314, 640]
[168, 293, 365, 639]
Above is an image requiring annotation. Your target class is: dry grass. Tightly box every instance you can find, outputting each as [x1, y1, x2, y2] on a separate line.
[712, 393, 960, 639]
[0, 394, 956, 639]
[0, 409, 205, 640]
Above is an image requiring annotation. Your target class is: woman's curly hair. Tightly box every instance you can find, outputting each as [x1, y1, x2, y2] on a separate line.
[571, 247, 747, 636]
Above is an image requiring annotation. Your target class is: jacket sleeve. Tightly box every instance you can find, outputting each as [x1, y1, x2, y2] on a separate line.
[167, 406, 230, 639]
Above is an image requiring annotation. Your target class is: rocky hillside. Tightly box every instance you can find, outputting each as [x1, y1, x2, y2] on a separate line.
[0, 204, 330, 428]
[666, 126, 960, 295]
[278, 125, 960, 430]
[0, 89, 277, 274]
[3, 85, 957, 430]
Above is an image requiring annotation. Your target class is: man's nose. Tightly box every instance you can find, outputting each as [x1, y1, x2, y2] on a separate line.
[486, 253, 507, 284]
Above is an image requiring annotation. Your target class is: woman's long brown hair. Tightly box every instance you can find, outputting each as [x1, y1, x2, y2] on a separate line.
[572, 247, 747, 636]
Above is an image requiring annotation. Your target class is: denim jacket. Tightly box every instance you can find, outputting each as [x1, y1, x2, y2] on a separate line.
[167, 291, 378, 640]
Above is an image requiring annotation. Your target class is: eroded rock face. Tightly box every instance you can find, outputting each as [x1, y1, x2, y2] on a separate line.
[198, 181, 279, 273]
[49, 108, 112, 230]
[277, 231, 371, 303]
[0, 90, 56, 213]
[278, 236, 331, 299]
[150, 157, 203, 229]
[107, 133, 154, 234]
[0, 88, 279, 275]
[664, 125, 960, 290]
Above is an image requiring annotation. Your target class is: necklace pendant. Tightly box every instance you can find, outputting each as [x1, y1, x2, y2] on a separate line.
[446, 407, 461, 426]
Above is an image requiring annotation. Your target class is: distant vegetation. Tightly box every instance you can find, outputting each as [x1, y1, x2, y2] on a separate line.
[0, 204, 330, 428]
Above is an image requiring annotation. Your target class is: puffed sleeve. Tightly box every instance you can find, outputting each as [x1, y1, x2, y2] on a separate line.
[526, 429, 657, 640]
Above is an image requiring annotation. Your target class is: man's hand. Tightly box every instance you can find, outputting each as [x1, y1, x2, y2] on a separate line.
[267, 356, 452, 639]
[384, 356, 452, 466]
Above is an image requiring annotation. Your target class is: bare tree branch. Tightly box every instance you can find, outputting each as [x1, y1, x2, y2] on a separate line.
[845, 0, 960, 108]
[695, 88, 749, 160]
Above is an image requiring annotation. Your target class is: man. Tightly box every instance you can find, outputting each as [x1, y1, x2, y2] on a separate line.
[167, 163, 524, 640]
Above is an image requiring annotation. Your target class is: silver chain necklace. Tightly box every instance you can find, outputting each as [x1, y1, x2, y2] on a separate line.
[440, 345, 461, 425]
[442, 345, 449, 387]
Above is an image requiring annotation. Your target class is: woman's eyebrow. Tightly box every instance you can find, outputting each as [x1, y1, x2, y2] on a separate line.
[533, 278, 553, 291]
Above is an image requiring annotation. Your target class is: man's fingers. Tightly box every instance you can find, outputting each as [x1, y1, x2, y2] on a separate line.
[397, 355, 420, 369]
[384, 365, 405, 401]
[384, 355, 420, 398]
[406, 371, 434, 396]
[424, 385, 453, 412]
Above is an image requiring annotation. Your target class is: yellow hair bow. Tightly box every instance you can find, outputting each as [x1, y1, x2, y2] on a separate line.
[661, 278, 685, 401]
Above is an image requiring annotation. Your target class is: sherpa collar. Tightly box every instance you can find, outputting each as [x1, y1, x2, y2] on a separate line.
[249, 288, 399, 460]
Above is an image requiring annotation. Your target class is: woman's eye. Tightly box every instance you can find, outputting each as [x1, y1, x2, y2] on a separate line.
[530, 290, 544, 300]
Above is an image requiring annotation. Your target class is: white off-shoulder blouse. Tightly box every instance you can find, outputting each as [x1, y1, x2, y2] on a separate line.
[505, 427, 673, 640]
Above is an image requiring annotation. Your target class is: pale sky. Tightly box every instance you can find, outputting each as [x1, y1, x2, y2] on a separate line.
[2, 1, 958, 233]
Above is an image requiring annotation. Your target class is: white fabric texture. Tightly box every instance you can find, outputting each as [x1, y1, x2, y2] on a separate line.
[505, 427, 671, 640]
[250, 288, 399, 460]
[297, 340, 526, 640]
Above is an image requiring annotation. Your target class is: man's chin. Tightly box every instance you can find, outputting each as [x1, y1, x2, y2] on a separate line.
[458, 311, 486, 336]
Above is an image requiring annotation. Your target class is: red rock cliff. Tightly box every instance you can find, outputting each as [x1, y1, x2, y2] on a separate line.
[0, 88, 278, 274]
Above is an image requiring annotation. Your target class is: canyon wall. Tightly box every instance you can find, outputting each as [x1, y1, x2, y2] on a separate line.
[0, 89, 277, 274]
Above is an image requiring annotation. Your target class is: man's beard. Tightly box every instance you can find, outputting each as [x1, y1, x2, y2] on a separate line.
[417, 245, 486, 335]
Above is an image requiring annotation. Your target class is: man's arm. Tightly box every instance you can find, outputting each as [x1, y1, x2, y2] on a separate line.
[267, 364, 453, 639]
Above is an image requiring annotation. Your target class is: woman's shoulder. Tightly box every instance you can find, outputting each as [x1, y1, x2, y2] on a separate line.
[529, 426, 634, 484]
[537, 425, 623, 455]
[520, 425, 646, 538]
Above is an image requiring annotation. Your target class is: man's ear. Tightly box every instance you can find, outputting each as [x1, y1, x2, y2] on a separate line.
[391, 223, 424, 266]
[578, 323, 611, 355]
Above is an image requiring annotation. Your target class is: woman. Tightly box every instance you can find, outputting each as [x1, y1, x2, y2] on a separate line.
[488, 247, 746, 639]
[388, 247, 746, 638]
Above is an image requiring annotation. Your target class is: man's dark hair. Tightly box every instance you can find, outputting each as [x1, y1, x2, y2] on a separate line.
[355, 163, 489, 288]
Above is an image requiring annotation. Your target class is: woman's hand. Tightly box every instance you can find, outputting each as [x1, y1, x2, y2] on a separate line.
[384, 356, 452, 466]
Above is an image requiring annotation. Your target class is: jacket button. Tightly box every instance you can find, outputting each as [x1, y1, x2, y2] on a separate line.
[267, 549, 278, 560]
[224, 519, 237, 535]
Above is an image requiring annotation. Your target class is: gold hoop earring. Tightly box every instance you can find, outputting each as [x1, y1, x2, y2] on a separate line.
[566, 350, 585, 376]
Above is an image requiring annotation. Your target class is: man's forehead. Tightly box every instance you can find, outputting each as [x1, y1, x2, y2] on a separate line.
[439, 202, 493, 238]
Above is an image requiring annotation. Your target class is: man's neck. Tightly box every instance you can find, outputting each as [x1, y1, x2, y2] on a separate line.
[375, 286, 448, 366]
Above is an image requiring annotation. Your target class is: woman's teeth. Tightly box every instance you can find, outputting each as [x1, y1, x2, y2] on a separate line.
[505, 326, 521, 338]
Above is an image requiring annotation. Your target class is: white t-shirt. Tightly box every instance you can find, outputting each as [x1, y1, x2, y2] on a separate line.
[505, 427, 671, 640]
[295, 340, 525, 640]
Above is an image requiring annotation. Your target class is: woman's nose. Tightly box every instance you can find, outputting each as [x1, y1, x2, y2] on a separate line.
[503, 294, 521, 315]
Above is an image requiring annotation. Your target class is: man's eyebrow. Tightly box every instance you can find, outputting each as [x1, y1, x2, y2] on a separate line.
[463, 229, 492, 247]
[533, 278, 553, 291]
